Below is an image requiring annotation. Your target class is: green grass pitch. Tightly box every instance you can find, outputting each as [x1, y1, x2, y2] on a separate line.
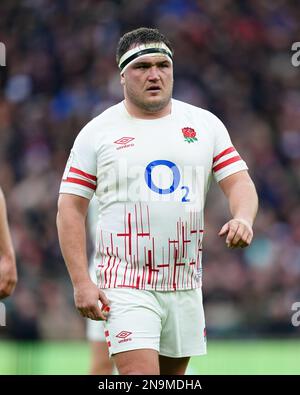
[0, 340, 299, 375]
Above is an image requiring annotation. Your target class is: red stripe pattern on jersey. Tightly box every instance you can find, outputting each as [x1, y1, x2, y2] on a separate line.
[212, 146, 242, 173]
[96, 204, 204, 291]
[63, 166, 97, 190]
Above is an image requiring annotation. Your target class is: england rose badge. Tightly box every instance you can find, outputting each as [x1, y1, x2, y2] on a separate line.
[182, 127, 198, 143]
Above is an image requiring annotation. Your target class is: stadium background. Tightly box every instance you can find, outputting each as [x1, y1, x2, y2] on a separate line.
[0, 0, 300, 374]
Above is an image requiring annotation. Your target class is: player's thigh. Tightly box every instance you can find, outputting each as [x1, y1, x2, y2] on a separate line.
[114, 348, 160, 375]
[159, 355, 190, 375]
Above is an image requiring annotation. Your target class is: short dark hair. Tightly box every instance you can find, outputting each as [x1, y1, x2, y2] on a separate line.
[116, 27, 173, 65]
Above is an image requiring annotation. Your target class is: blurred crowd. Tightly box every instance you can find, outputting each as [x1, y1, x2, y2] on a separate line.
[0, 0, 299, 340]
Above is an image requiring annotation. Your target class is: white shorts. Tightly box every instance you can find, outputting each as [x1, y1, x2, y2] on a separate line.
[103, 288, 207, 358]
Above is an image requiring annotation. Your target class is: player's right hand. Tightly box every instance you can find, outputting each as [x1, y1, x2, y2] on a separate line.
[73, 281, 110, 321]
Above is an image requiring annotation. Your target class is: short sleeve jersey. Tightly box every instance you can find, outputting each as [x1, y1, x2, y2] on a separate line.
[59, 99, 248, 291]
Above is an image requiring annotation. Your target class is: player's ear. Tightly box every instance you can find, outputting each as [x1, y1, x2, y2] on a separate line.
[120, 73, 125, 86]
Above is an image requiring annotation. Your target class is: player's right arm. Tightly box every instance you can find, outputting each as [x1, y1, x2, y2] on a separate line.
[57, 193, 109, 321]
[57, 120, 109, 321]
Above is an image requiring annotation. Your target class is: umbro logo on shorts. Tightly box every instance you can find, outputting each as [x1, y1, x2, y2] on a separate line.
[116, 330, 132, 343]
[114, 137, 135, 150]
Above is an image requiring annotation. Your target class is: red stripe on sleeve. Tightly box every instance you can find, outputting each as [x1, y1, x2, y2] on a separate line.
[64, 177, 97, 190]
[70, 167, 97, 181]
[213, 146, 235, 164]
[213, 155, 241, 172]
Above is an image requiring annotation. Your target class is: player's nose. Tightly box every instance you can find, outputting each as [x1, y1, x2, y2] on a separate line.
[148, 66, 160, 81]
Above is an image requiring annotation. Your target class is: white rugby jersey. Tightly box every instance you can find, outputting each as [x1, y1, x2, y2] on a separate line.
[87, 196, 99, 283]
[59, 99, 248, 291]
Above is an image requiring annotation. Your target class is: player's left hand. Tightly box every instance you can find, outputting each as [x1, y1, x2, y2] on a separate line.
[218, 218, 253, 248]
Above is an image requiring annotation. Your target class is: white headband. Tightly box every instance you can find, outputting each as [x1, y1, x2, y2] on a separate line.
[118, 42, 173, 74]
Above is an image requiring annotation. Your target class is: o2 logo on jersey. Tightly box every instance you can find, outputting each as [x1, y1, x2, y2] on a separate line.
[144, 160, 190, 202]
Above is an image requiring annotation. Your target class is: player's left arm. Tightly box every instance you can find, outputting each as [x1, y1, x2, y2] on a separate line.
[218, 170, 258, 248]
[0, 188, 17, 299]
